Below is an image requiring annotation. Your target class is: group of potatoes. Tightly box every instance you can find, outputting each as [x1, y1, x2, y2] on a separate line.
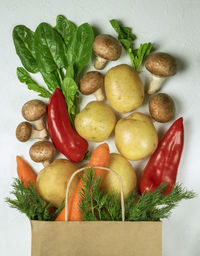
[75, 64, 158, 162]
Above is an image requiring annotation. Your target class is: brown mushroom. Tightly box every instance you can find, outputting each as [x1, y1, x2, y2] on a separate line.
[16, 121, 48, 142]
[145, 52, 177, 94]
[29, 141, 56, 167]
[93, 34, 122, 70]
[22, 100, 47, 130]
[149, 93, 175, 123]
[80, 71, 105, 101]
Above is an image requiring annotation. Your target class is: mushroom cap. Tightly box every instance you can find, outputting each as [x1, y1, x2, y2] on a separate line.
[29, 141, 56, 162]
[80, 71, 104, 95]
[93, 34, 122, 61]
[149, 93, 175, 123]
[145, 52, 177, 77]
[22, 100, 47, 122]
[16, 121, 32, 142]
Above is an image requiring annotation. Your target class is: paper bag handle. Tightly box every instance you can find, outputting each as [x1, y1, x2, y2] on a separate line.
[65, 166, 125, 222]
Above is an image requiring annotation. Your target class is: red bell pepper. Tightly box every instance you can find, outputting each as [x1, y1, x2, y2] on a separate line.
[139, 117, 184, 195]
[47, 88, 88, 163]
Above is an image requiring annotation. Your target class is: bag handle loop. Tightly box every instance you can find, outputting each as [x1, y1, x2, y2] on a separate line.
[65, 166, 125, 222]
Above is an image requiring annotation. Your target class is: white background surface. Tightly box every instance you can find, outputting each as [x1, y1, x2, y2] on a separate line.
[0, 0, 199, 255]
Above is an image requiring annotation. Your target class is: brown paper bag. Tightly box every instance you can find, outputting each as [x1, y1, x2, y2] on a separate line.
[31, 166, 162, 256]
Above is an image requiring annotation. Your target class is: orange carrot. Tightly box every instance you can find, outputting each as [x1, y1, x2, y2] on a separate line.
[16, 156, 37, 188]
[55, 143, 110, 221]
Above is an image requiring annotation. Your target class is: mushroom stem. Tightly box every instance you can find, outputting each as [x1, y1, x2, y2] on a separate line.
[94, 56, 107, 70]
[42, 160, 51, 167]
[34, 118, 46, 131]
[93, 87, 105, 101]
[147, 75, 166, 94]
[31, 128, 48, 140]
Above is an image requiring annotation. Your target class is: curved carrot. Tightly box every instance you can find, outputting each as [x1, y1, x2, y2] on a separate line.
[16, 156, 37, 188]
[55, 143, 110, 221]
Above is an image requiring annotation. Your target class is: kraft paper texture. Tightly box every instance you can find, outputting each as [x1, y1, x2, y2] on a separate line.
[31, 221, 162, 256]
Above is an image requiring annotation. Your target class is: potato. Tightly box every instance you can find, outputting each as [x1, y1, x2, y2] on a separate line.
[115, 112, 158, 161]
[75, 101, 116, 142]
[105, 64, 144, 113]
[37, 159, 79, 207]
[101, 153, 137, 198]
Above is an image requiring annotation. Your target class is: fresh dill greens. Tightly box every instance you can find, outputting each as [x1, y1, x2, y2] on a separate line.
[80, 169, 121, 221]
[110, 19, 152, 71]
[80, 169, 196, 221]
[5, 179, 64, 221]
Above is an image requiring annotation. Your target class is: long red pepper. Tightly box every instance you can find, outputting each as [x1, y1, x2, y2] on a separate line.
[47, 88, 88, 163]
[139, 117, 184, 195]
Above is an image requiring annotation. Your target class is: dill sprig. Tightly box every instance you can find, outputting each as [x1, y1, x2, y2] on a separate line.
[80, 169, 121, 221]
[80, 169, 196, 221]
[5, 178, 64, 221]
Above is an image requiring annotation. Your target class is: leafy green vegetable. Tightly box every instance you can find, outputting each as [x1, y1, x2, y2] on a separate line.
[110, 19, 152, 71]
[17, 67, 51, 98]
[55, 15, 77, 53]
[110, 19, 136, 41]
[6, 179, 64, 221]
[13, 16, 94, 123]
[126, 183, 196, 221]
[74, 23, 94, 75]
[13, 25, 38, 73]
[62, 76, 79, 123]
[56, 16, 94, 76]
[41, 70, 61, 92]
[80, 169, 196, 221]
[80, 169, 121, 221]
[66, 63, 75, 79]
[34, 22, 67, 73]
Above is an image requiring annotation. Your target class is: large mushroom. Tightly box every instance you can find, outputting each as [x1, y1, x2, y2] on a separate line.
[80, 71, 105, 101]
[16, 121, 48, 142]
[93, 34, 122, 70]
[29, 141, 56, 167]
[22, 100, 47, 131]
[149, 93, 175, 123]
[145, 52, 177, 94]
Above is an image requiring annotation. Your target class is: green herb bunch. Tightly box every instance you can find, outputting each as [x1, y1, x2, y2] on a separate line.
[80, 169, 196, 221]
[13, 15, 94, 124]
[6, 179, 64, 221]
[110, 19, 152, 71]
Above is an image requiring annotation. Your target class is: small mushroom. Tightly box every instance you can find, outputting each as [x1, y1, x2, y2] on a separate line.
[93, 34, 122, 70]
[29, 141, 56, 167]
[145, 52, 177, 94]
[80, 71, 105, 101]
[16, 121, 48, 142]
[149, 93, 175, 123]
[22, 100, 47, 131]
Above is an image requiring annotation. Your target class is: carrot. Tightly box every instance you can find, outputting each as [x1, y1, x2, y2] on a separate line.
[16, 156, 37, 188]
[55, 143, 110, 221]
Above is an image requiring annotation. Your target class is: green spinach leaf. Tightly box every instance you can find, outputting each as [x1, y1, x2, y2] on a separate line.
[13, 25, 38, 73]
[41, 70, 61, 92]
[74, 23, 94, 75]
[17, 67, 51, 98]
[61, 77, 79, 123]
[34, 23, 67, 73]
[66, 63, 74, 79]
[55, 15, 77, 50]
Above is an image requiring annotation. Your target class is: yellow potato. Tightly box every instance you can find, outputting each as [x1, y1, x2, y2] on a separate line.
[105, 64, 144, 113]
[75, 101, 116, 142]
[101, 153, 137, 198]
[115, 112, 158, 161]
[37, 159, 79, 208]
